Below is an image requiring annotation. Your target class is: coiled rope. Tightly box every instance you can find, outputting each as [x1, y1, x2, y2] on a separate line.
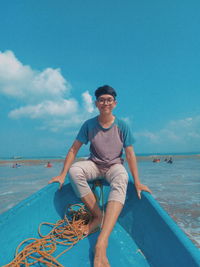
[3, 181, 104, 267]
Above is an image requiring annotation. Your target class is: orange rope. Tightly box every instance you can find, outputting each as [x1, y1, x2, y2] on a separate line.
[3, 183, 104, 267]
[3, 204, 93, 267]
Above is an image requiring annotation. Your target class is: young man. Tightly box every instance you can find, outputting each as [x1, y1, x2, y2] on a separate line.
[49, 85, 151, 267]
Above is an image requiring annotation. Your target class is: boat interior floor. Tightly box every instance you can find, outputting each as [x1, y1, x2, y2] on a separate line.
[55, 221, 150, 267]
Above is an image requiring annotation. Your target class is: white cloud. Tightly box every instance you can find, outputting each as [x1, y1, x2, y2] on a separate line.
[8, 99, 78, 119]
[0, 50, 96, 131]
[120, 117, 132, 126]
[135, 130, 161, 143]
[163, 116, 200, 142]
[40, 116, 84, 132]
[0, 50, 70, 101]
[135, 116, 200, 152]
[82, 91, 94, 113]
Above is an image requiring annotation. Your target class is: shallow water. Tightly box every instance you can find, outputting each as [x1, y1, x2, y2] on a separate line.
[137, 157, 200, 248]
[0, 162, 63, 213]
[0, 158, 199, 248]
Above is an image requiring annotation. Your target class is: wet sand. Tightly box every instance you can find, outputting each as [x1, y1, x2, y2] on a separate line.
[0, 158, 65, 166]
[0, 154, 199, 166]
[136, 154, 200, 161]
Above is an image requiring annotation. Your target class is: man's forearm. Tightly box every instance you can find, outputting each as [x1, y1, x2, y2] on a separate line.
[60, 149, 76, 177]
[127, 155, 141, 185]
[125, 146, 141, 185]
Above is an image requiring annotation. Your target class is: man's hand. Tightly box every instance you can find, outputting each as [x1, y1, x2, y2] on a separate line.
[135, 183, 152, 199]
[48, 175, 65, 190]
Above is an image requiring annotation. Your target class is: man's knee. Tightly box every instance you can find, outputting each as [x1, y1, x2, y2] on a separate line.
[68, 165, 84, 182]
[108, 172, 128, 204]
[111, 172, 128, 188]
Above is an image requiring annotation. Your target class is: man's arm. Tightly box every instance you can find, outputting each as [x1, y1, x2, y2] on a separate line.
[125, 145, 152, 199]
[49, 140, 83, 189]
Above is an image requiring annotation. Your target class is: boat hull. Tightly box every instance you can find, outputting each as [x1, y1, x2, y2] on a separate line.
[0, 177, 199, 266]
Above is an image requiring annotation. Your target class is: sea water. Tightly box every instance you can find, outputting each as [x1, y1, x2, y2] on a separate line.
[0, 157, 199, 248]
[137, 157, 200, 248]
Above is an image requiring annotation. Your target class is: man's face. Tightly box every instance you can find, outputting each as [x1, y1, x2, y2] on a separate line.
[95, 94, 117, 114]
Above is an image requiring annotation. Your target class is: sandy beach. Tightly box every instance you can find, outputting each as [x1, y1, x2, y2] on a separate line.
[136, 153, 200, 161]
[0, 158, 65, 166]
[0, 153, 200, 166]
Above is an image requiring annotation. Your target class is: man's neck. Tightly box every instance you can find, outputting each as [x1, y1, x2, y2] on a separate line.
[98, 114, 115, 127]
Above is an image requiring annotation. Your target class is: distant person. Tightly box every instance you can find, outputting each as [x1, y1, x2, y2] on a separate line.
[153, 158, 160, 163]
[167, 157, 173, 164]
[46, 162, 52, 168]
[12, 163, 20, 168]
[49, 85, 151, 267]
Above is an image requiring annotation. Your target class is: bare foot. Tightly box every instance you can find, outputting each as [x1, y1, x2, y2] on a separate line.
[94, 243, 110, 267]
[83, 214, 103, 235]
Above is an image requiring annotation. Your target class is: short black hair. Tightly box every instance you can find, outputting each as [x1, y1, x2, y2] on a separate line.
[95, 85, 117, 100]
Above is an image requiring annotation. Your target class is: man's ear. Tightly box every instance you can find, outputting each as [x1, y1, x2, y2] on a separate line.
[95, 100, 98, 107]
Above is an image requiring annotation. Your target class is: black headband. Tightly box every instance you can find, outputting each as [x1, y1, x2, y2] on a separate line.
[95, 85, 117, 99]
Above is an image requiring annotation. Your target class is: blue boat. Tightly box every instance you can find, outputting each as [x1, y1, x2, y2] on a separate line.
[0, 176, 200, 267]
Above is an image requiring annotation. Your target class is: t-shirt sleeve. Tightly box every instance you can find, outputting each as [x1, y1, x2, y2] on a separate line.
[76, 121, 89, 145]
[120, 121, 135, 147]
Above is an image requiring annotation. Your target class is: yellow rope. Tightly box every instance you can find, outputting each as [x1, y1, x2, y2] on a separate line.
[3, 182, 104, 267]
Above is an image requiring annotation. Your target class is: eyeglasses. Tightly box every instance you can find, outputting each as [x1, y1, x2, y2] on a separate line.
[97, 97, 115, 104]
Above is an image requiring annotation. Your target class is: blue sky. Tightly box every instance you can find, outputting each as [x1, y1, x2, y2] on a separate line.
[0, 0, 200, 158]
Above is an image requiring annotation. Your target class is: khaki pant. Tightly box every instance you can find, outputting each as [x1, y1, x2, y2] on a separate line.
[69, 160, 128, 204]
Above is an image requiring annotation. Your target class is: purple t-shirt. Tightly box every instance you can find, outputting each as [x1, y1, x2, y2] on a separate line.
[76, 116, 134, 171]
